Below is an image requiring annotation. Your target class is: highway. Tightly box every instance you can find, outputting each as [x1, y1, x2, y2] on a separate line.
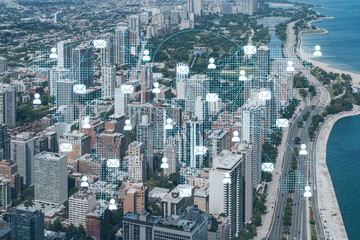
[268, 20, 330, 239]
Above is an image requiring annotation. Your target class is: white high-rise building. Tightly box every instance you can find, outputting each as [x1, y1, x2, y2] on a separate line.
[129, 14, 141, 39]
[69, 191, 96, 229]
[114, 87, 130, 116]
[115, 26, 130, 65]
[49, 67, 72, 97]
[238, 0, 254, 15]
[126, 141, 147, 182]
[0, 84, 16, 127]
[188, 0, 204, 16]
[34, 152, 68, 205]
[10, 133, 35, 186]
[185, 74, 209, 114]
[101, 66, 116, 99]
[209, 150, 243, 238]
[57, 40, 73, 69]
[176, 63, 189, 99]
[101, 33, 115, 66]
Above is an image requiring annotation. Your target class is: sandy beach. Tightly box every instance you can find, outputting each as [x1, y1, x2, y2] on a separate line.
[315, 106, 360, 240]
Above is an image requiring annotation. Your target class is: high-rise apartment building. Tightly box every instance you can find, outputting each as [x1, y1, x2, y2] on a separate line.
[126, 141, 147, 182]
[0, 57, 7, 73]
[0, 160, 21, 198]
[238, 0, 254, 15]
[207, 129, 229, 163]
[137, 115, 154, 172]
[123, 183, 147, 214]
[57, 40, 73, 69]
[114, 87, 130, 116]
[209, 150, 243, 238]
[115, 26, 130, 65]
[176, 63, 189, 100]
[0, 177, 12, 210]
[69, 191, 96, 229]
[10, 206, 44, 240]
[72, 46, 94, 87]
[59, 131, 91, 168]
[10, 133, 35, 187]
[0, 84, 16, 127]
[185, 74, 209, 115]
[0, 124, 10, 159]
[101, 66, 116, 99]
[161, 184, 194, 218]
[101, 33, 115, 66]
[34, 152, 68, 205]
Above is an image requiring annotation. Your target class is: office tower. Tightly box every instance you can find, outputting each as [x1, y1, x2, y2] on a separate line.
[153, 208, 208, 239]
[256, 46, 270, 79]
[34, 135, 48, 155]
[209, 150, 243, 238]
[184, 119, 204, 169]
[0, 177, 11, 210]
[161, 184, 194, 218]
[59, 131, 91, 168]
[194, 96, 208, 121]
[55, 80, 75, 107]
[54, 11, 63, 23]
[49, 67, 72, 97]
[0, 84, 16, 127]
[137, 115, 154, 172]
[69, 191, 96, 229]
[44, 131, 58, 153]
[10, 133, 35, 187]
[163, 135, 182, 176]
[0, 57, 7, 73]
[115, 26, 130, 65]
[34, 152, 68, 205]
[233, 142, 254, 224]
[123, 211, 159, 240]
[10, 206, 44, 240]
[241, 104, 262, 186]
[126, 141, 147, 182]
[57, 40, 73, 69]
[101, 33, 115, 66]
[0, 124, 10, 159]
[129, 14, 141, 42]
[101, 66, 116, 99]
[114, 87, 130, 115]
[176, 63, 189, 99]
[208, 129, 229, 163]
[72, 46, 94, 87]
[188, 0, 203, 16]
[123, 183, 147, 214]
[185, 74, 209, 115]
[238, 0, 254, 15]
[140, 65, 152, 91]
[0, 160, 21, 198]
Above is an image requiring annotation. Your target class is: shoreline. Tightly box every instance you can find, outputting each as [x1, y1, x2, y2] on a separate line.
[314, 106, 360, 240]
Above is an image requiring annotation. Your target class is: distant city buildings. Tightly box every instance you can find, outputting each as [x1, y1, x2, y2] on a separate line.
[0, 57, 7, 73]
[0, 84, 16, 127]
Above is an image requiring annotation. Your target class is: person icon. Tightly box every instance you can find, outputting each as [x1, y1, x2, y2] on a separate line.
[109, 199, 117, 210]
[299, 144, 308, 155]
[232, 131, 240, 142]
[124, 119, 132, 131]
[304, 185, 312, 197]
[208, 58, 216, 69]
[239, 70, 247, 81]
[50, 48, 58, 59]
[286, 61, 294, 72]
[152, 82, 160, 93]
[223, 172, 231, 184]
[161, 157, 169, 169]
[81, 176, 89, 188]
[82, 117, 91, 129]
[165, 119, 173, 130]
[33, 93, 41, 105]
[143, 50, 151, 61]
[314, 45, 322, 57]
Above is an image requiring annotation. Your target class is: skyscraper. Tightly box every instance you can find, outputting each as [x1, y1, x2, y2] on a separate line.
[0, 84, 16, 127]
[184, 118, 204, 169]
[49, 67, 72, 97]
[185, 74, 209, 115]
[101, 33, 115, 66]
[0, 57, 7, 73]
[0, 177, 12, 210]
[114, 87, 130, 115]
[209, 150, 243, 238]
[57, 39, 73, 69]
[0, 160, 21, 198]
[10, 133, 35, 187]
[188, 0, 204, 16]
[69, 191, 96, 229]
[137, 115, 154, 172]
[176, 63, 189, 100]
[10, 206, 44, 240]
[129, 14, 141, 43]
[72, 46, 94, 87]
[0, 124, 10, 160]
[238, 0, 254, 15]
[126, 141, 147, 182]
[101, 66, 116, 99]
[256, 46, 271, 79]
[115, 26, 130, 65]
[34, 152, 68, 205]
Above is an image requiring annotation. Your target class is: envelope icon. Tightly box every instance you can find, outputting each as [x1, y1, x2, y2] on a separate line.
[259, 90, 271, 100]
[244, 45, 256, 55]
[177, 65, 189, 75]
[107, 159, 119, 168]
[194, 146, 207, 155]
[121, 85, 133, 94]
[179, 188, 192, 197]
[262, 162, 274, 172]
[206, 93, 219, 102]
[60, 143, 72, 152]
[276, 118, 289, 128]
[94, 40, 106, 49]
[73, 84, 86, 94]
